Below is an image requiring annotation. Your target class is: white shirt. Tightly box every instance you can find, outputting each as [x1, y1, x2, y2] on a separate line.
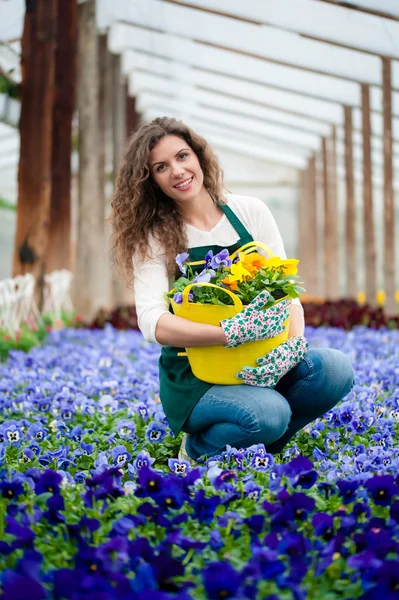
[133, 194, 301, 344]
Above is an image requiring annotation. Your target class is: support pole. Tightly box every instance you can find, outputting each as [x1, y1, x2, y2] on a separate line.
[322, 137, 330, 299]
[344, 105, 357, 299]
[126, 88, 139, 138]
[297, 169, 307, 287]
[74, 0, 105, 320]
[361, 83, 377, 307]
[112, 54, 126, 182]
[315, 152, 324, 298]
[382, 57, 396, 316]
[47, 0, 78, 274]
[111, 53, 131, 307]
[13, 0, 57, 308]
[328, 125, 339, 300]
[307, 154, 318, 297]
[98, 33, 112, 309]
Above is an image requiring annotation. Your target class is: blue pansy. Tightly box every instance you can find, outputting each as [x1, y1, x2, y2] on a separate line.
[168, 458, 191, 475]
[145, 422, 167, 443]
[133, 450, 155, 471]
[176, 252, 190, 274]
[111, 444, 132, 466]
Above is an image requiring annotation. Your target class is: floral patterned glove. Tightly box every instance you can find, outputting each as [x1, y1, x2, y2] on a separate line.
[236, 336, 309, 387]
[220, 290, 291, 348]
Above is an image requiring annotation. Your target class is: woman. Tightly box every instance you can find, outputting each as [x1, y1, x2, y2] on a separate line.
[110, 116, 354, 464]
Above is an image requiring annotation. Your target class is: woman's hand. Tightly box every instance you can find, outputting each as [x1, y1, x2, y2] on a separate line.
[236, 336, 308, 387]
[220, 291, 291, 348]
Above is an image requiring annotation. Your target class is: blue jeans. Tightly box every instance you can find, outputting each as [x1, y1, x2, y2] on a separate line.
[183, 349, 355, 460]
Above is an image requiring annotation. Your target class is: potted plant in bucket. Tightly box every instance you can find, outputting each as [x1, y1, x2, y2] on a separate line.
[168, 242, 305, 385]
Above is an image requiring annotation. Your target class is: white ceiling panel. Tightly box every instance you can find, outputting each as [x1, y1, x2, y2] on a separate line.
[177, 0, 399, 57]
[100, 0, 393, 86]
[117, 29, 399, 117]
[325, 0, 399, 18]
[138, 94, 389, 168]
[129, 71, 332, 136]
[143, 107, 308, 168]
[127, 57, 399, 142]
[136, 93, 322, 150]
[0, 0, 24, 42]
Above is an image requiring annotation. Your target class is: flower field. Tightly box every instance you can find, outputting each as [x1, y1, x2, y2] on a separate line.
[0, 325, 399, 599]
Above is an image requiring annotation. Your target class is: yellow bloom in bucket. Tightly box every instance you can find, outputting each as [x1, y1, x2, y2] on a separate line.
[225, 261, 252, 283]
[264, 257, 299, 276]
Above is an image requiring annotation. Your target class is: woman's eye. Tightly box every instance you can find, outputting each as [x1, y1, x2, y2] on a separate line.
[156, 164, 166, 172]
[179, 152, 188, 159]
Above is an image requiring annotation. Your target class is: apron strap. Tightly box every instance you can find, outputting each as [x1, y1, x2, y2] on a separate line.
[219, 202, 252, 241]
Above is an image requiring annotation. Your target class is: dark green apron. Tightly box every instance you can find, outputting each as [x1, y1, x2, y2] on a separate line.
[159, 203, 254, 437]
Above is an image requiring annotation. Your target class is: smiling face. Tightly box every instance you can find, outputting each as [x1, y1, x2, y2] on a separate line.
[149, 135, 205, 204]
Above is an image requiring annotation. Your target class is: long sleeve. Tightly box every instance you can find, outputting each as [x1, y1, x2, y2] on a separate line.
[132, 244, 171, 344]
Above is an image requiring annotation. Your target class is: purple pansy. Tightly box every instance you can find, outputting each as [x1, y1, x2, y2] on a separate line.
[145, 422, 167, 443]
[204, 248, 232, 270]
[111, 444, 132, 467]
[176, 252, 190, 274]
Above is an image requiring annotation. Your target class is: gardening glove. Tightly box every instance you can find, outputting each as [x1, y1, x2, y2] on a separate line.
[236, 336, 309, 387]
[220, 290, 291, 348]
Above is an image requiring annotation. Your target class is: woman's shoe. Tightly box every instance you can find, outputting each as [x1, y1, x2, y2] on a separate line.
[178, 433, 200, 467]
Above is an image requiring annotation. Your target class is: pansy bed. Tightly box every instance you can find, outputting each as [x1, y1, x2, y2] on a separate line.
[0, 325, 399, 599]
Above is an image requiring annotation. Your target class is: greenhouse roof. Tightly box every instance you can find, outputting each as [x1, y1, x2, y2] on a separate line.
[1, 0, 399, 183]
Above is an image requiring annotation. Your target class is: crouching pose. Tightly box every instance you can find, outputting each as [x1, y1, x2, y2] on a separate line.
[110, 117, 354, 464]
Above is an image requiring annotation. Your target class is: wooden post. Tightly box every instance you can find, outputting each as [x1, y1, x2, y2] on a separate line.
[112, 54, 126, 182]
[126, 89, 139, 138]
[98, 34, 110, 220]
[344, 105, 357, 299]
[74, 0, 105, 320]
[315, 152, 325, 298]
[111, 53, 132, 307]
[98, 34, 113, 310]
[297, 169, 307, 283]
[13, 0, 57, 308]
[47, 0, 78, 274]
[328, 126, 339, 300]
[382, 57, 396, 316]
[361, 83, 377, 308]
[307, 154, 318, 297]
[321, 137, 330, 299]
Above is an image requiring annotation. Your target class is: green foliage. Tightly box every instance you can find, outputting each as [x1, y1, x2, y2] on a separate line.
[0, 197, 16, 211]
[0, 73, 20, 99]
[0, 311, 81, 361]
[169, 262, 304, 307]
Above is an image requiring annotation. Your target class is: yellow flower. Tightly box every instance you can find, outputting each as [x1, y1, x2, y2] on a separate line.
[357, 291, 366, 306]
[240, 252, 267, 275]
[264, 256, 299, 276]
[376, 289, 385, 307]
[224, 261, 252, 284]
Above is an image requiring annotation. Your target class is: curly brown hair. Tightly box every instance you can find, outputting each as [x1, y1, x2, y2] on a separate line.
[109, 116, 225, 287]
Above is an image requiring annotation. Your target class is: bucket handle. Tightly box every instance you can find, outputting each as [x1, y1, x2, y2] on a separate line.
[182, 282, 243, 310]
[187, 241, 275, 268]
[231, 241, 274, 259]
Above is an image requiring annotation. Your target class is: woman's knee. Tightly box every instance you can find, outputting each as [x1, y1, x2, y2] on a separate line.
[308, 348, 355, 399]
[246, 393, 292, 443]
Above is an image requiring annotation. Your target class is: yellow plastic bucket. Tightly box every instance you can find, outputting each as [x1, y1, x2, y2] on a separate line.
[170, 241, 291, 385]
